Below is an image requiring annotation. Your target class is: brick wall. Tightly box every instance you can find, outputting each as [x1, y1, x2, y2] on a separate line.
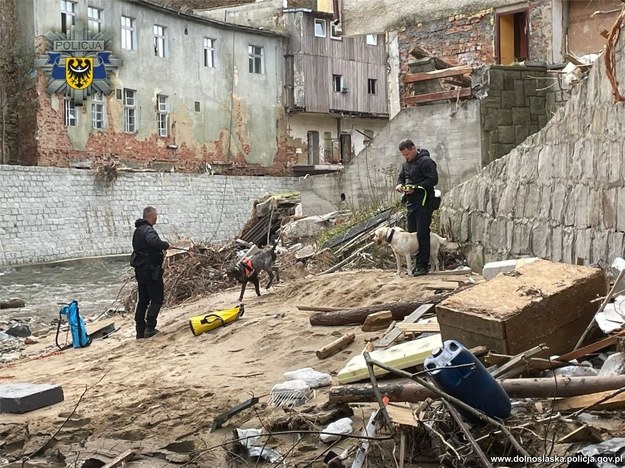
[397, 0, 554, 103]
[0, 165, 299, 266]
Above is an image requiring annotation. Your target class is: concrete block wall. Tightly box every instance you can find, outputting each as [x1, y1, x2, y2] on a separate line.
[440, 35, 625, 271]
[0, 165, 299, 266]
[478, 65, 563, 165]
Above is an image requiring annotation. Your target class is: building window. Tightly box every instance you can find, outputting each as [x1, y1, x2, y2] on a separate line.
[314, 19, 327, 38]
[87, 6, 103, 33]
[333, 74, 344, 93]
[367, 78, 377, 95]
[496, 9, 529, 65]
[123, 89, 137, 133]
[363, 129, 374, 145]
[248, 45, 263, 74]
[61, 0, 76, 34]
[91, 92, 105, 129]
[121, 16, 136, 51]
[64, 98, 77, 126]
[154, 25, 166, 57]
[365, 34, 377, 46]
[157, 95, 169, 137]
[203, 37, 215, 68]
[195, 101, 200, 112]
[331, 22, 342, 40]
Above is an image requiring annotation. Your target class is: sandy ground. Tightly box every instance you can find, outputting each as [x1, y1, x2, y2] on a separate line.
[0, 269, 456, 467]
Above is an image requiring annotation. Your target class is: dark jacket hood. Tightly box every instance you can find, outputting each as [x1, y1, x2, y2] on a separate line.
[135, 218, 152, 228]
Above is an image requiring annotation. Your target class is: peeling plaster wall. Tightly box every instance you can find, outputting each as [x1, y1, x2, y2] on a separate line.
[301, 100, 482, 215]
[0, 165, 299, 266]
[567, 0, 621, 57]
[440, 32, 625, 271]
[287, 113, 388, 164]
[27, 0, 290, 172]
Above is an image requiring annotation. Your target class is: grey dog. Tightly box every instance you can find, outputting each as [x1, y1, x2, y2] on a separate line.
[227, 242, 280, 301]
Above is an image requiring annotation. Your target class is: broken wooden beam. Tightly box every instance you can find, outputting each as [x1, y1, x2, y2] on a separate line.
[404, 88, 472, 106]
[328, 375, 625, 404]
[309, 296, 449, 327]
[403, 65, 473, 84]
[553, 388, 625, 412]
[102, 450, 136, 468]
[362, 311, 393, 332]
[559, 328, 625, 362]
[396, 323, 440, 333]
[374, 304, 434, 349]
[316, 333, 356, 359]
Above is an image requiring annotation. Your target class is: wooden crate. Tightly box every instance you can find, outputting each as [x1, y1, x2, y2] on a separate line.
[436, 260, 607, 355]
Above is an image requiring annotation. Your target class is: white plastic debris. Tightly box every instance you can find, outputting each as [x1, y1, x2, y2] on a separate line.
[547, 362, 598, 378]
[320, 417, 353, 443]
[599, 353, 625, 377]
[235, 428, 282, 463]
[284, 367, 332, 388]
[595, 295, 625, 334]
[270, 380, 311, 407]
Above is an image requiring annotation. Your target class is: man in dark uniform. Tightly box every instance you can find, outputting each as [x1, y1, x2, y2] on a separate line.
[130, 206, 170, 339]
[395, 139, 438, 276]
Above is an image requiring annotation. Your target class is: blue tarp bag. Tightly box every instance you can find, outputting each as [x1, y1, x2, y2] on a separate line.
[56, 300, 92, 349]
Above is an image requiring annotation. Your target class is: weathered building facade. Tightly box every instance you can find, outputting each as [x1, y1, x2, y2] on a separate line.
[3, 0, 297, 173]
[198, 0, 389, 172]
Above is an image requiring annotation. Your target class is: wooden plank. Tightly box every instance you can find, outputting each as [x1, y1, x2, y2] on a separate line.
[386, 403, 418, 427]
[557, 424, 603, 444]
[362, 311, 394, 332]
[396, 323, 440, 332]
[404, 88, 472, 106]
[425, 283, 458, 291]
[490, 345, 547, 379]
[558, 328, 625, 362]
[374, 304, 435, 349]
[426, 269, 473, 276]
[553, 389, 625, 412]
[102, 450, 135, 468]
[403, 65, 473, 84]
[316, 333, 356, 359]
[297, 305, 346, 312]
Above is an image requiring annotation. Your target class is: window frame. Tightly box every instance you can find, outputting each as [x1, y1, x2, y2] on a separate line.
[154, 24, 167, 58]
[248, 45, 264, 74]
[156, 94, 169, 137]
[367, 78, 377, 95]
[331, 22, 342, 41]
[87, 6, 103, 34]
[365, 34, 378, 46]
[203, 37, 215, 68]
[64, 97, 77, 127]
[314, 18, 327, 38]
[91, 92, 106, 130]
[60, 0, 76, 34]
[121, 15, 136, 51]
[123, 89, 137, 133]
[332, 74, 344, 93]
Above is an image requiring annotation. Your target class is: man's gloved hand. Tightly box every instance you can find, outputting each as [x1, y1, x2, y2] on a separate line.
[395, 184, 403, 193]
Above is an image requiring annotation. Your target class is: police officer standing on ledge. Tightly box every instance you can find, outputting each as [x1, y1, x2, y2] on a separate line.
[395, 139, 438, 276]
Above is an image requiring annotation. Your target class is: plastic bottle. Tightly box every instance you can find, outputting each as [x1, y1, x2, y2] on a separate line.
[424, 340, 511, 421]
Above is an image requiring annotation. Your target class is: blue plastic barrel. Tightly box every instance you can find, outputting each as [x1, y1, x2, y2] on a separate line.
[424, 340, 511, 420]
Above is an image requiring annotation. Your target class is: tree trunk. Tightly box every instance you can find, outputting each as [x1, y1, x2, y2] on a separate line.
[309, 294, 450, 326]
[329, 375, 625, 404]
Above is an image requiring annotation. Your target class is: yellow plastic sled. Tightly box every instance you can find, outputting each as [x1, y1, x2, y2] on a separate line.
[189, 304, 245, 336]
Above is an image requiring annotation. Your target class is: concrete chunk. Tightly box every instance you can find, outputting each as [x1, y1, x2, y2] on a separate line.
[0, 383, 64, 413]
[436, 260, 607, 355]
[482, 257, 539, 280]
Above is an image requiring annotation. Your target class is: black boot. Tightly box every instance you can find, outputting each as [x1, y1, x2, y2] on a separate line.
[412, 266, 429, 276]
[144, 328, 160, 338]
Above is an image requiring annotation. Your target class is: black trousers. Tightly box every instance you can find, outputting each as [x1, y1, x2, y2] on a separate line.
[134, 269, 164, 335]
[406, 201, 433, 270]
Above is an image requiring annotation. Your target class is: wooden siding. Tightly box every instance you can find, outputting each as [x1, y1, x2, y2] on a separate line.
[297, 14, 388, 114]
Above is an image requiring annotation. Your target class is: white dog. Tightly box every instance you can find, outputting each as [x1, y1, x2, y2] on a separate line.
[373, 226, 447, 276]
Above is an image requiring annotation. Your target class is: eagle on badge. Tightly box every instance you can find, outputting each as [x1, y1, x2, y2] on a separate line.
[65, 57, 93, 90]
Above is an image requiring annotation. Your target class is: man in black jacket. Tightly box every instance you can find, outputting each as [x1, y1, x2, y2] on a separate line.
[130, 206, 170, 339]
[395, 139, 438, 276]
